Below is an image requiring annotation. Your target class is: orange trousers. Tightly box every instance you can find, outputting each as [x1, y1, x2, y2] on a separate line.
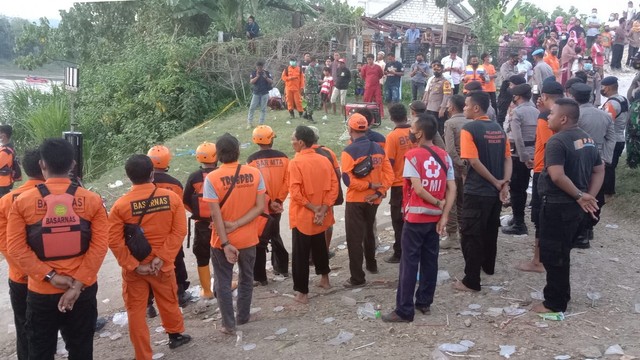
[286, 89, 303, 112]
[123, 270, 185, 360]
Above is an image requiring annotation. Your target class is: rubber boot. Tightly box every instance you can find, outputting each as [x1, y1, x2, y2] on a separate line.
[289, 110, 295, 118]
[197, 266, 214, 299]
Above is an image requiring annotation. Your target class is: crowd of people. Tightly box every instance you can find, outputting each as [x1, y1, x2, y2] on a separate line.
[1, 9, 639, 360]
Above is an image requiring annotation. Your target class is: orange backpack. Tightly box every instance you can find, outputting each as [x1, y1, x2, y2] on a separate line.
[27, 184, 91, 261]
[0, 147, 15, 187]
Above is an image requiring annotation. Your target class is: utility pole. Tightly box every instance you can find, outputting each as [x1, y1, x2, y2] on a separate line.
[442, 1, 449, 46]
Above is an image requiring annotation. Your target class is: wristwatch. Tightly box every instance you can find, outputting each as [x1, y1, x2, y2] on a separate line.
[435, 200, 441, 207]
[575, 191, 584, 200]
[221, 241, 230, 248]
[44, 269, 56, 282]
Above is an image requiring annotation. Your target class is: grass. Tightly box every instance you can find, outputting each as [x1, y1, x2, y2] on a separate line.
[88, 101, 395, 206]
[607, 156, 640, 218]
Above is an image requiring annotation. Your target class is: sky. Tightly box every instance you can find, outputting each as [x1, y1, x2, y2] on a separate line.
[0, 0, 635, 20]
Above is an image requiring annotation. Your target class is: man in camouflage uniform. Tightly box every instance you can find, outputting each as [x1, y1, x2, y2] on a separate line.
[304, 56, 321, 123]
[422, 60, 453, 136]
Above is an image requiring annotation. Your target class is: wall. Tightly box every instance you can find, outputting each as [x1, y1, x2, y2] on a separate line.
[381, 0, 463, 26]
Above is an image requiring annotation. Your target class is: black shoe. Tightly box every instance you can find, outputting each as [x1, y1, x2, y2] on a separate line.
[573, 238, 591, 249]
[298, 111, 304, 118]
[168, 334, 192, 349]
[343, 279, 366, 288]
[147, 304, 158, 319]
[95, 317, 108, 332]
[415, 305, 431, 314]
[289, 110, 295, 118]
[587, 229, 594, 240]
[308, 115, 316, 123]
[328, 250, 335, 259]
[302, 112, 309, 119]
[366, 266, 379, 274]
[501, 222, 528, 235]
[178, 291, 193, 307]
[384, 254, 401, 264]
[274, 271, 290, 278]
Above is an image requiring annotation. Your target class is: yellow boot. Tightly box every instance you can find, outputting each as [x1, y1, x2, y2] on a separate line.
[197, 266, 214, 299]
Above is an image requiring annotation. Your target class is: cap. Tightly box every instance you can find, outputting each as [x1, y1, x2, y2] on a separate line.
[541, 81, 564, 95]
[543, 75, 557, 84]
[509, 83, 532, 96]
[532, 48, 545, 56]
[377, 51, 385, 56]
[508, 75, 526, 85]
[601, 76, 618, 86]
[565, 77, 585, 90]
[464, 81, 483, 91]
[338, 58, 346, 63]
[347, 113, 369, 131]
[570, 83, 593, 96]
[409, 100, 426, 112]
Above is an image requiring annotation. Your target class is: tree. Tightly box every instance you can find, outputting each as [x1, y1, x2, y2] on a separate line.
[550, 6, 580, 22]
[467, 0, 511, 47]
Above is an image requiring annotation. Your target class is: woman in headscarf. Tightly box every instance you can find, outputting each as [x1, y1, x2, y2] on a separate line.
[554, 16, 564, 33]
[560, 35, 578, 86]
[627, 21, 640, 66]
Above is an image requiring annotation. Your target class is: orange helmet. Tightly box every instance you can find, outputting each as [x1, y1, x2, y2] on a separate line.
[195, 142, 217, 164]
[252, 125, 275, 145]
[147, 145, 171, 169]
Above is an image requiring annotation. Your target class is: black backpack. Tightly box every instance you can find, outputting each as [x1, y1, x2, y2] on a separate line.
[314, 146, 344, 206]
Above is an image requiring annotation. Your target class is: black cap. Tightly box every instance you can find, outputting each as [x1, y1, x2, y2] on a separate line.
[601, 76, 618, 86]
[464, 81, 483, 91]
[508, 75, 526, 85]
[565, 77, 585, 90]
[541, 81, 564, 95]
[509, 83, 532, 96]
[570, 83, 592, 96]
[543, 75, 556, 84]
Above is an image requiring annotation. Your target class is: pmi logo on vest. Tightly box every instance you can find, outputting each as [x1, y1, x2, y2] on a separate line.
[422, 157, 444, 192]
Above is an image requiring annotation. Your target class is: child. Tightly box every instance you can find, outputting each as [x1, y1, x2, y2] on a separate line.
[320, 67, 334, 115]
[571, 46, 583, 76]
[352, 62, 364, 102]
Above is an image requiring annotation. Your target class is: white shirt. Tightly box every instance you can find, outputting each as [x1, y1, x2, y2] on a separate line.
[517, 60, 533, 81]
[587, 15, 602, 37]
[441, 55, 465, 85]
[375, 60, 386, 85]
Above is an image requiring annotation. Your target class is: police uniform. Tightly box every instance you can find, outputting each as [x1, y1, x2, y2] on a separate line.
[600, 76, 629, 195]
[424, 75, 452, 136]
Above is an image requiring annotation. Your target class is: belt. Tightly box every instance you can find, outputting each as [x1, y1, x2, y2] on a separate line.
[510, 141, 536, 147]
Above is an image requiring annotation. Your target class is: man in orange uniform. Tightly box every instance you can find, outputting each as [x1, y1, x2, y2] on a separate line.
[544, 44, 560, 81]
[288, 125, 339, 304]
[461, 55, 486, 93]
[0, 149, 43, 360]
[517, 81, 563, 273]
[247, 125, 290, 284]
[341, 114, 394, 287]
[7, 138, 108, 359]
[147, 145, 191, 312]
[384, 104, 416, 264]
[481, 53, 498, 112]
[183, 142, 217, 299]
[109, 154, 191, 359]
[282, 56, 306, 119]
[203, 134, 265, 335]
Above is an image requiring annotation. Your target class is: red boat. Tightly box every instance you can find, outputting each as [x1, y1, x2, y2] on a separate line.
[25, 76, 49, 84]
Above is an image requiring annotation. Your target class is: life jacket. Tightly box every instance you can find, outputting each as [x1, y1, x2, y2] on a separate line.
[26, 184, 91, 261]
[0, 147, 15, 187]
[189, 169, 212, 221]
[402, 146, 449, 223]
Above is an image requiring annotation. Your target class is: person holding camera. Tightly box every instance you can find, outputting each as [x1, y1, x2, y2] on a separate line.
[248, 60, 274, 128]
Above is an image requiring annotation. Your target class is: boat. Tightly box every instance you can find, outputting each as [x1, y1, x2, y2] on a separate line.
[25, 76, 49, 84]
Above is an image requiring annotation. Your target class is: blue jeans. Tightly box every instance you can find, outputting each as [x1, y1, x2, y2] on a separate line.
[385, 85, 400, 103]
[247, 93, 269, 125]
[394, 221, 439, 321]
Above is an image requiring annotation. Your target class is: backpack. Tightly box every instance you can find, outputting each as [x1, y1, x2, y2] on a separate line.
[606, 95, 629, 118]
[0, 146, 14, 187]
[314, 146, 344, 206]
[26, 184, 91, 261]
[189, 170, 212, 221]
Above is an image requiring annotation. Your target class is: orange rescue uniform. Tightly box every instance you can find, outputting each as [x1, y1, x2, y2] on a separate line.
[341, 137, 394, 203]
[482, 64, 497, 93]
[544, 53, 560, 80]
[384, 124, 416, 187]
[288, 148, 339, 235]
[247, 149, 289, 209]
[0, 179, 44, 284]
[6, 178, 109, 295]
[533, 112, 555, 173]
[108, 183, 188, 360]
[282, 66, 306, 112]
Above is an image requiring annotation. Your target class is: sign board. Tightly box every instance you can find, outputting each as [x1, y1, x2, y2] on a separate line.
[64, 67, 79, 91]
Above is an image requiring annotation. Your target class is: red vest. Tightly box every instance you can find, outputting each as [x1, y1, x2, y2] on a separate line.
[402, 146, 449, 223]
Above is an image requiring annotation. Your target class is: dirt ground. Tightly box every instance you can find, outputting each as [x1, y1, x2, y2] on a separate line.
[1, 71, 639, 360]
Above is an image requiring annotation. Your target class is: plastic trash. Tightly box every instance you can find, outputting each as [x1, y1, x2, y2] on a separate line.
[286, 120, 292, 124]
[235, 331, 243, 347]
[56, 338, 68, 356]
[586, 290, 601, 307]
[499, 345, 516, 358]
[275, 328, 288, 335]
[357, 303, 381, 320]
[155, 326, 165, 333]
[273, 306, 285, 312]
[383, 210, 391, 216]
[605, 224, 619, 229]
[375, 245, 390, 254]
[240, 143, 250, 149]
[264, 335, 276, 340]
[436, 270, 450, 284]
[99, 331, 111, 338]
[351, 288, 363, 293]
[102, 298, 110, 304]
[323, 317, 336, 324]
[109, 333, 122, 341]
[504, 307, 527, 316]
[243, 343, 256, 351]
[438, 343, 469, 353]
[459, 340, 475, 348]
[337, 244, 346, 250]
[152, 354, 165, 360]
[112, 312, 128, 327]
[459, 311, 481, 316]
[554, 355, 571, 360]
[250, 307, 262, 314]
[273, 275, 285, 282]
[538, 312, 564, 321]
[326, 330, 354, 345]
[489, 286, 505, 292]
[468, 304, 481, 310]
[534, 321, 549, 328]
[530, 291, 544, 300]
[500, 215, 513, 227]
[604, 344, 624, 355]
[431, 349, 449, 360]
[342, 296, 357, 306]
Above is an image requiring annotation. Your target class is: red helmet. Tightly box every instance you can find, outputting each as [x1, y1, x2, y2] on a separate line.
[195, 142, 217, 164]
[147, 145, 171, 169]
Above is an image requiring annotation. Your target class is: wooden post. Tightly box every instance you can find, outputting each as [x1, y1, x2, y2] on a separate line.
[442, 4, 449, 46]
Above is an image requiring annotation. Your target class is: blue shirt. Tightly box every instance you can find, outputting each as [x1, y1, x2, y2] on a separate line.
[250, 70, 273, 95]
[405, 28, 420, 44]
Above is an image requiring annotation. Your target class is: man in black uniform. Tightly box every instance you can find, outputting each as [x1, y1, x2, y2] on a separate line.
[532, 98, 604, 313]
